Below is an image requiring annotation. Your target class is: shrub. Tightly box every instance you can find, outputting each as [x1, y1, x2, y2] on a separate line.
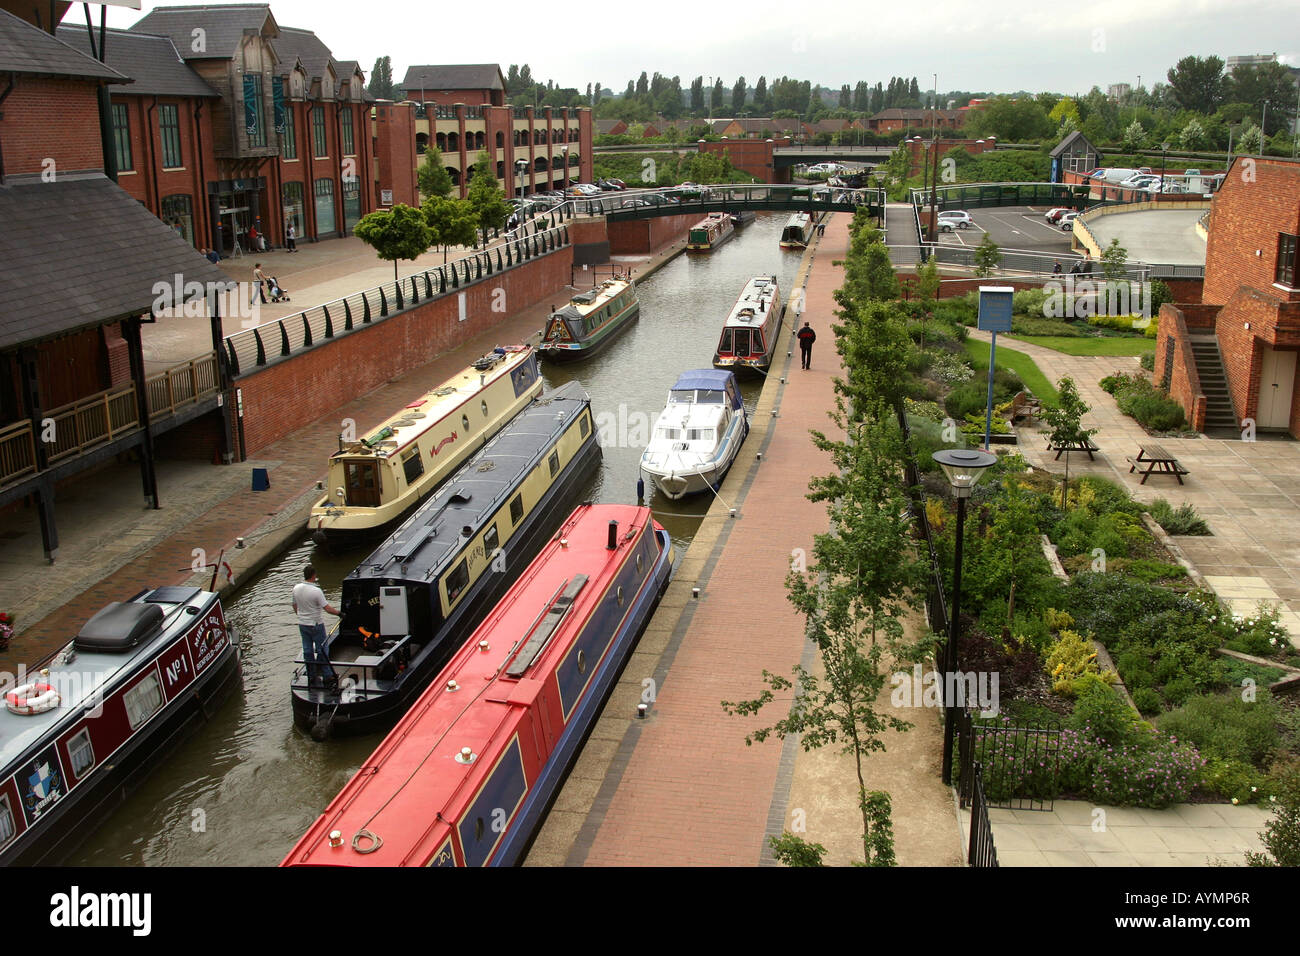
[1046, 628, 1113, 697]
[1131, 686, 1164, 715]
[1068, 678, 1139, 746]
[1140, 352, 1155, 372]
[1087, 312, 1148, 334]
[1223, 603, 1292, 658]
[1200, 755, 1264, 803]
[1119, 390, 1187, 431]
[1247, 772, 1300, 866]
[1148, 498, 1211, 535]
[1012, 316, 1082, 337]
[1043, 607, 1075, 632]
[1057, 724, 1205, 808]
[1159, 691, 1281, 767]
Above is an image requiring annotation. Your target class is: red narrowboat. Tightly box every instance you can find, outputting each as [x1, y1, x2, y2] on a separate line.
[282, 503, 672, 866]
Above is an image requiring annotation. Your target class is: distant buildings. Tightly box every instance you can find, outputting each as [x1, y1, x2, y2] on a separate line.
[1225, 53, 1278, 74]
[396, 63, 593, 199]
[1107, 83, 1132, 102]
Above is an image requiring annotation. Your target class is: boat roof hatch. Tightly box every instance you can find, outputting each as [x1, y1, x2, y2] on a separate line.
[75, 601, 165, 653]
[506, 574, 588, 678]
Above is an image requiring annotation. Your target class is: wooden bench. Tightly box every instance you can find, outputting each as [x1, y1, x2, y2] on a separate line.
[1008, 391, 1041, 424]
[1127, 443, 1189, 484]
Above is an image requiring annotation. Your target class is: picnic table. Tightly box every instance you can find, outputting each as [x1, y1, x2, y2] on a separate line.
[1126, 442, 1189, 484]
[1045, 434, 1100, 461]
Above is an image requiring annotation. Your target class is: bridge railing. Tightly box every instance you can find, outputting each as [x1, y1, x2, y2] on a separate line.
[222, 224, 572, 377]
[889, 244, 1155, 280]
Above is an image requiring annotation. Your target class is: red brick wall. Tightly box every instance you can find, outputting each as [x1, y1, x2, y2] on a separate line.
[699, 138, 791, 183]
[374, 102, 419, 207]
[1163, 278, 1203, 303]
[905, 138, 994, 177]
[1204, 158, 1300, 306]
[608, 213, 696, 255]
[158, 410, 227, 462]
[234, 247, 572, 455]
[2, 77, 103, 174]
[111, 96, 216, 247]
[1158, 303, 1212, 430]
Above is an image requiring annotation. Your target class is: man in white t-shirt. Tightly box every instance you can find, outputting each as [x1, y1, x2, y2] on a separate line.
[292, 564, 339, 689]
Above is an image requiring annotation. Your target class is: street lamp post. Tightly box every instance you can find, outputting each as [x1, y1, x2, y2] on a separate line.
[932, 448, 998, 785]
[1159, 141, 1169, 201]
[1261, 100, 1269, 151]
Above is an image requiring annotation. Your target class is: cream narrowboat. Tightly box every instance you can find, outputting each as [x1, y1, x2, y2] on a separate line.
[309, 346, 542, 541]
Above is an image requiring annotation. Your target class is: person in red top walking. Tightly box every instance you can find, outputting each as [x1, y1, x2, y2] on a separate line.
[797, 321, 816, 370]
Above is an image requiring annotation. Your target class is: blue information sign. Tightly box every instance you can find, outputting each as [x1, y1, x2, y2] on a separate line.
[977, 287, 1014, 333]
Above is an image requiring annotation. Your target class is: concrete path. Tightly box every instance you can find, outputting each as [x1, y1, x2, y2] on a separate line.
[971, 329, 1300, 645]
[959, 799, 1271, 866]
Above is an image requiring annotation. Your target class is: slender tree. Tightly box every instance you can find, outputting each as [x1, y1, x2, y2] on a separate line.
[732, 76, 746, 114]
[465, 152, 511, 247]
[417, 146, 453, 200]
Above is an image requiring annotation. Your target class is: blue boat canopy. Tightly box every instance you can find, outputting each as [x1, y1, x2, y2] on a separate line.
[670, 369, 742, 409]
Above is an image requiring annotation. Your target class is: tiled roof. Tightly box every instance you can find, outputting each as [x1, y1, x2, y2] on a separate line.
[56, 26, 218, 98]
[1050, 130, 1097, 157]
[402, 64, 504, 93]
[272, 25, 333, 81]
[0, 7, 127, 82]
[131, 3, 277, 60]
[0, 172, 234, 352]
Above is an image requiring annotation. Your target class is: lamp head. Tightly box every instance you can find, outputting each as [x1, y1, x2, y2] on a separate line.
[931, 448, 998, 498]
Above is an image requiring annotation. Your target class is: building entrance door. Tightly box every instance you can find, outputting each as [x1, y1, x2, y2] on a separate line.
[1257, 345, 1297, 430]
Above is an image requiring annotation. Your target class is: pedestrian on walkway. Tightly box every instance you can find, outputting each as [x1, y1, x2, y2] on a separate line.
[286, 220, 298, 253]
[292, 565, 339, 689]
[252, 262, 268, 303]
[817, 221, 827, 237]
[797, 321, 816, 370]
[1052, 260, 1062, 275]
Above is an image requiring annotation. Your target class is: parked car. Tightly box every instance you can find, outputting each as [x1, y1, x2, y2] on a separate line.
[1059, 212, 1079, 230]
[1045, 206, 1071, 222]
[937, 210, 973, 231]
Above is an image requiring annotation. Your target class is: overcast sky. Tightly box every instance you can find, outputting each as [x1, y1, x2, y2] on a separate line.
[95, 0, 1299, 99]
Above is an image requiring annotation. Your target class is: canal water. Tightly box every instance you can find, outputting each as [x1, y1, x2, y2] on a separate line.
[69, 212, 804, 866]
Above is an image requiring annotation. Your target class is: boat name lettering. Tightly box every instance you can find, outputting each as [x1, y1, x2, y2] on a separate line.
[431, 432, 457, 456]
[186, 611, 228, 675]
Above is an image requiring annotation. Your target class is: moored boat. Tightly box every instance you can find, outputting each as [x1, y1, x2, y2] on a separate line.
[308, 346, 542, 541]
[779, 212, 814, 248]
[0, 587, 240, 865]
[538, 278, 639, 363]
[281, 503, 672, 867]
[639, 370, 748, 500]
[729, 209, 756, 227]
[686, 212, 735, 252]
[713, 275, 784, 374]
[291, 381, 602, 739]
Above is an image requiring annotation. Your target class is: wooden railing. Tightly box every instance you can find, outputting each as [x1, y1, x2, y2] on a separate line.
[0, 420, 37, 487]
[0, 353, 221, 490]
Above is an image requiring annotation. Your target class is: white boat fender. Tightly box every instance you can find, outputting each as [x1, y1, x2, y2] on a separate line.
[6, 681, 60, 715]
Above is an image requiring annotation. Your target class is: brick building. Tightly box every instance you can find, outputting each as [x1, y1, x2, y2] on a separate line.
[391, 63, 593, 199]
[128, 3, 377, 251]
[1156, 157, 1300, 434]
[867, 108, 965, 134]
[0, 6, 233, 559]
[697, 136, 792, 183]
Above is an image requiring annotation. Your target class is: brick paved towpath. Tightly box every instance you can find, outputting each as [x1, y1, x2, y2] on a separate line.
[527, 213, 966, 867]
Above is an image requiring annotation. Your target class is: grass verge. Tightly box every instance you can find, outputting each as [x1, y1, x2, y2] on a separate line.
[1008, 335, 1156, 357]
[963, 338, 1060, 406]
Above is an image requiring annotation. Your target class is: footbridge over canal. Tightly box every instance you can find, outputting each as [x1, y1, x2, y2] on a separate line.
[533, 183, 886, 223]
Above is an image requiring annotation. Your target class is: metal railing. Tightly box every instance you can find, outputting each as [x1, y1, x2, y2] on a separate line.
[222, 223, 572, 376]
[956, 707, 1062, 811]
[967, 763, 999, 867]
[0, 354, 223, 489]
[886, 242, 1201, 280]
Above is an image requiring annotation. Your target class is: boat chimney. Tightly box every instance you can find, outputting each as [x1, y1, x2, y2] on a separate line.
[607, 520, 618, 550]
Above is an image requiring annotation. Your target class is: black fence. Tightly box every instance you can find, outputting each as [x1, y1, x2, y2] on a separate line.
[967, 763, 999, 868]
[223, 222, 571, 376]
[955, 707, 1063, 812]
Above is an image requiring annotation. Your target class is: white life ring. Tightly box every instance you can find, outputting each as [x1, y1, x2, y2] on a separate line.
[5, 682, 60, 716]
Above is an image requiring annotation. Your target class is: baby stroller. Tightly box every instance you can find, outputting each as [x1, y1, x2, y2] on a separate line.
[266, 276, 290, 303]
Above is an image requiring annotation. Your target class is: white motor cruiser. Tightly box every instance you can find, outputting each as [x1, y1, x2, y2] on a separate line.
[640, 370, 748, 500]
